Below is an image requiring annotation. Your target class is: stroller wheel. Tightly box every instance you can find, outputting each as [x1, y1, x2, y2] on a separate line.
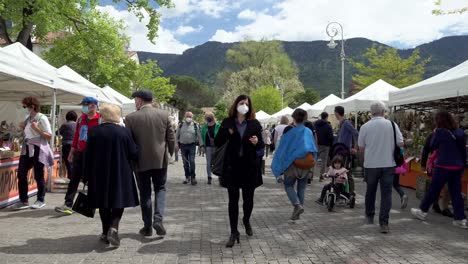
[349, 195, 356, 209]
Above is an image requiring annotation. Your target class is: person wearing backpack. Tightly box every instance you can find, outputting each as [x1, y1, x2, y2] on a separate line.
[176, 112, 202, 185]
[272, 108, 318, 221]
[55, 97, 101, 215]
[11, 97, 54, 210]
[411, 110, 468, 229]
[200, 112, 220, 185]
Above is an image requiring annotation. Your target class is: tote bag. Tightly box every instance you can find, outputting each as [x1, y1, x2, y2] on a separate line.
[211, 141, 228, 176]
[72, 186, 96, 218]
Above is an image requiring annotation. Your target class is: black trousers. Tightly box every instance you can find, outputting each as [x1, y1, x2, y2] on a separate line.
[61, 144, 72, 179]
[64, 151, 84, 207]
[227, 187, 255, 234]
[99, 208, 124, 235]
[17, 145, 45, 203]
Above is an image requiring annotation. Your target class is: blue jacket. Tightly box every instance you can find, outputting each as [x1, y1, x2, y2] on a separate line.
[271, 124, 317, 177]
[334, 120, 359, 149]
[431, 128, 466, 168]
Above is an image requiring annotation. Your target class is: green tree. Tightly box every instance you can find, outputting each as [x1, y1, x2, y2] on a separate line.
[291, 88, 321, 108]
[350, 45, 431, 90]
[250, 86, 282, 115]
[222, 40, 304, 105]
[132, 60, 175, 103]
[433, 0, 467, 15]
[0, 0, 173, 50]
[214, 102, 228, 121]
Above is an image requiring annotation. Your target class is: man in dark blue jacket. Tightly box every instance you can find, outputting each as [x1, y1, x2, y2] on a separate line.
[314, 112, 334, 182]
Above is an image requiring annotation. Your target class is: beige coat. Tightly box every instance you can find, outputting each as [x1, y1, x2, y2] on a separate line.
[125, 105, 175, 172]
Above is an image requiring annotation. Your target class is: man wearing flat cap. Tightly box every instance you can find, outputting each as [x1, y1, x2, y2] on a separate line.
[125, 89, 175, 237]
[55, 97, 101, 215]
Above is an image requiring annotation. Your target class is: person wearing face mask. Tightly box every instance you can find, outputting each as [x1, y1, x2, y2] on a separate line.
[11, 97, 54, 210]
[125, 89, 175, 237]
[214, 95, 264, 248]
[200, 112, 220, 185]
[55, 97, 101, 215]
[176, 112, 202, 185]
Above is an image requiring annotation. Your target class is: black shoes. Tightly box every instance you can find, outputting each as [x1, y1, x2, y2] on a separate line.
[442, 209, 454, 218]
[153, 221, 167, 236]
[183, 178, 190, 184]
[107, 228, 120, 247]
[208, 178, 212, 185]
[380, 225, 389, 234]
[366, 216, 374, 225]
[139, 226, 153, 237]
[226, 232, 240, 248]
[191, 178, 198, 185]
[99, 234, 109, 244]
[243, 219, 253, 237]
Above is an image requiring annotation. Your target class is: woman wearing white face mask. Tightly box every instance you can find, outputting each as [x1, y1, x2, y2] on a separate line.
[214, 95, 264, 248]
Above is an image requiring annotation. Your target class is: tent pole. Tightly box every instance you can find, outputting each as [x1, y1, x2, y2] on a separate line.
[355, 112, 358, 129]
[47, 88, 57, 192]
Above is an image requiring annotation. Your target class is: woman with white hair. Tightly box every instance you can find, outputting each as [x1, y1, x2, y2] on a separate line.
[84, 103, 139, 247]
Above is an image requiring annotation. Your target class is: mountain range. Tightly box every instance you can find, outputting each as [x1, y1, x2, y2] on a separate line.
[137, 35, 468, 97]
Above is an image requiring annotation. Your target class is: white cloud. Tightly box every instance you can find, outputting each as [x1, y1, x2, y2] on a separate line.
[158, 0, 233, 19]
[210, 0, 468, 47]
[174, 25, 203, 36]
[238, 9, 257, 20]
[97, 5, 191, 54]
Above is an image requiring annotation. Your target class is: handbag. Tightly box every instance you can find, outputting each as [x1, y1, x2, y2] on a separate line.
[211, 141, 228, 177]
[293, 152, 316, 170]
[391, 121, 404, 167]
[72, 185, 95, 218]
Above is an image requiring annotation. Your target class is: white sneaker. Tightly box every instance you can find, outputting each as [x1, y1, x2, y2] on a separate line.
[453, 219, 468, 229]
[411, 208, 427, 221]
[30, 201, 46, 209]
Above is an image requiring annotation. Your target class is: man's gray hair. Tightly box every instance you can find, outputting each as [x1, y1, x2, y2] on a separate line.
[370, 101, 387, 116]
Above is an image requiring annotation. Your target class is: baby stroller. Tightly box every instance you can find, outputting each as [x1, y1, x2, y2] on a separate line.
[324, 143, 356, 211]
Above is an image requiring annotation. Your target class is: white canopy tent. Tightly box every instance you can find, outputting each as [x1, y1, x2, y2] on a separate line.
[307, 94, 342, 118]
[324, 79, 399, 114]
[102, 86, 135, 116]
[296, 102, 313, 110]
[267, 107, 294, 123]
[389, 59, 468, 108]
[256, 110, 272, 124]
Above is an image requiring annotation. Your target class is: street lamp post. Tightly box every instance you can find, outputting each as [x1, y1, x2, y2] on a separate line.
[326, 22, 346, 99]
[275, 81, 285, 109]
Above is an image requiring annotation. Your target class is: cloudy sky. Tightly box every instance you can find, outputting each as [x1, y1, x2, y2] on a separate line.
[98, 0, 468, 54]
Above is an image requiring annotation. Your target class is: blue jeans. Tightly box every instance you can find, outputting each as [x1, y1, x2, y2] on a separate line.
[420, 168, 466, 220]
[181, 144, 196, 179]
[365, 167, 394, 226]
[175, 149, 179, 162]
[137, 169, 167, 227]
[284, 176, 308, 206]
[205, 146, 214, 179]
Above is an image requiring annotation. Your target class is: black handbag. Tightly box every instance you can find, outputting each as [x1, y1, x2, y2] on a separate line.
[72, 186, 96, 218]
[391, 121, 404, 167]
[211, 141, 228, 177]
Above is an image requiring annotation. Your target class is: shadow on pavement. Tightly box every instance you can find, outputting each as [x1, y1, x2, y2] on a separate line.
[0, 209, 57, 219]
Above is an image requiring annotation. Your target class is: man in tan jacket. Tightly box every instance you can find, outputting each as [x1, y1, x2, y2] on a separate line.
[125, 89, 175, 237]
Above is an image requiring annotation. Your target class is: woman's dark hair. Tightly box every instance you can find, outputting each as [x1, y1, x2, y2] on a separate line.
[331, 155, 344, 168]
[292, 108, 308, 124]
[334, 106, 345, 117]
[229, 95, 256, 120]
[21, 96, 40, 112]
[320, 112, 329, 120]
[65, 111, 78, 122]
[434, 110, 457, 130]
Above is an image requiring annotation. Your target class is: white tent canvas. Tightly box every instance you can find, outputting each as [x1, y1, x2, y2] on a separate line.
[102, 86, 135, 116]
[256, 110, 272, 123]
[267, 107, 293, 123]
[324, 79, 399, 114]
[307, 94, 342, 118]
[296, 102, 313, 110]
[389, 59, 468, 106]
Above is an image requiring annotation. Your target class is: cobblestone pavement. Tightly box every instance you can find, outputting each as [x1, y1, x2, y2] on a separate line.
[1, 156, 467, 264]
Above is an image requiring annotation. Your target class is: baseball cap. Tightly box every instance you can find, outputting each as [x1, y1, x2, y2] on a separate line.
[79, 97, 98, 105]
[131, 89, 153, 102]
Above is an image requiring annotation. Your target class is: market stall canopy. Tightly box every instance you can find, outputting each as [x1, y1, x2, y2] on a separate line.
[307, 94, 342, 118]
[57, 66, 116, 105]
[389, 59, 468, 108]
[0, 43, 100, 104]
[256, 110, 272, 123]
[296, 102, 313, 110]
[102, 86, 135, 116]
[267, 107, 293, 123]
[324, 80, 399, 114]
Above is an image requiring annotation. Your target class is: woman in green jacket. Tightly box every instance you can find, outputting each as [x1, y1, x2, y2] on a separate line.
[201, 112, 220, 184]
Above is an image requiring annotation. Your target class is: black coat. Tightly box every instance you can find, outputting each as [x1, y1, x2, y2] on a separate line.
[314, 119, 334, 147]
[214, 117, 264, 189]
[84, 123, 139, 209]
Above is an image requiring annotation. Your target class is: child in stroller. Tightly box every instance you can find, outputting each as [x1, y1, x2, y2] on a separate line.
[316, 155, 356, 211]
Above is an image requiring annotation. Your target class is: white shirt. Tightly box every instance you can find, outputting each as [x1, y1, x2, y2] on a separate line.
[358, 117, 403, 169]
[275, 124, 288, 144]
[24, 114, 52, 139]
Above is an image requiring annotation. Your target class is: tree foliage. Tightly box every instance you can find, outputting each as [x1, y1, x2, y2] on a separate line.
[433, 0, 468, 15]
[291, 88, 321, 109]
[0, 0, 173, 49]
[250, 86, 282, 115]
[132, 60, 175, 103]
[221, 40, 304, 105]
[350, 45, 431, 90]
[214, 102, 228, 121]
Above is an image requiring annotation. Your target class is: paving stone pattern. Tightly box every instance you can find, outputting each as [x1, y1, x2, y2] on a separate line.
[0, 156, 467, 264]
